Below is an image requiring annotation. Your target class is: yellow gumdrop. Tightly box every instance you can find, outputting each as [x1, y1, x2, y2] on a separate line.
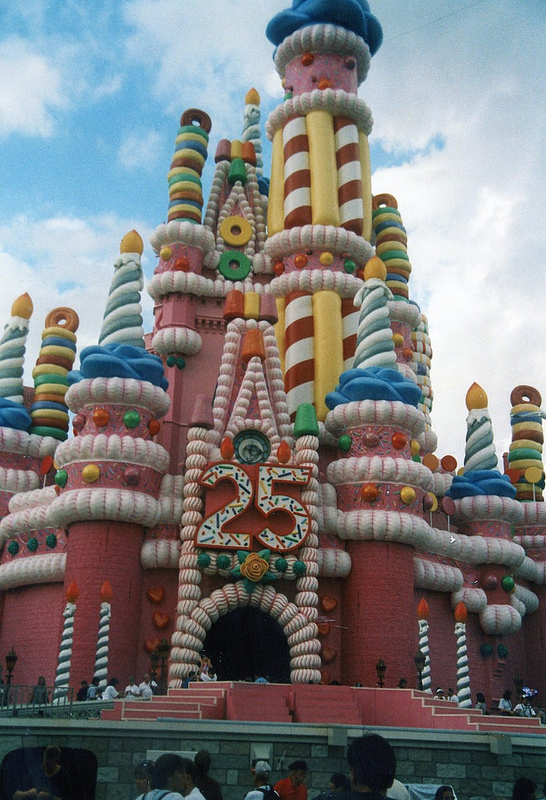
[364, 255, 387, 281]
[120, 230, 144, 255]
[427, 492, 438, 512]
[245, 87, 260, 105]
[466, 382, 488, 410]
[11, 293, 33, 319]
[160, 246, 172, 262]
[82, 464, 101, 483]
[410, 440, 420, 456]
[319, 251, 334, 266]
[400, 486, 416, 504]
[392, 333, 404, 347]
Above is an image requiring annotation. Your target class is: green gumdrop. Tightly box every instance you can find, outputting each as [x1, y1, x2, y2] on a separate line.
[344, 259, 356, 274]
[412, 455, 422, 462]
[228, 158, 247, 186]
[55, 470, 68, 488]
[502, 575, 515, 593]
[275, 557, 288, 573]
[338, 435, 352, 452]
[124, 409, 141, 429]
[166, 355, 176, 367]
[7, 541, 19, 556]
[197, 552, 211, 569]
[217, 554, 231, 570]
[27, 538, 38, 552]
[46, 534, 57, 549]
[176, 357, 186, 369]
[293, 560, 306, 576]
[294, 403, 319, 438]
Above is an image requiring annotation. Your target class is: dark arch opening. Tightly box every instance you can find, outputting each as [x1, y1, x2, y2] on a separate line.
[203, 606, 291, 683]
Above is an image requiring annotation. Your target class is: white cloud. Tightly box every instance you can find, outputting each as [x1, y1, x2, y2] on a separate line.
[118, 129, 163, 172]
[0, 213, 156, 385]
[363, 0, 546, 466]
[0, 38, 66, 137]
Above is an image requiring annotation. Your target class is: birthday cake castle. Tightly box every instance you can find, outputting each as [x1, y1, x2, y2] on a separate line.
[0, 0, 544, 708]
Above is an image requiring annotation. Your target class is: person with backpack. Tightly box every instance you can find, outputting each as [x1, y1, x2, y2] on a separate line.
[244, 762, 279, 800]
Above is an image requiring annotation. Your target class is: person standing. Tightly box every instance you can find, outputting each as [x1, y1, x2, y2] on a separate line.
[135, 753, 186, 800]
[176, 758, 206, 800]
[347, 733, 396, 800]
[274, 761, 308, 800]
[245, 762, 278, 800]
[194, 750, 223, 800]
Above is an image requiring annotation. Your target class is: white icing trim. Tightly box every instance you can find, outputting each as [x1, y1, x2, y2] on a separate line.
[326, 399, 426, 437]
[267, 90, 372, 139]
[152, 327, 202, 357]
[0, 552, 65, 591]
[273, 23, 371, 83]
[150, 221, 215, 256]
[48, 488, 161, 528]
[327, 455, 434, 490]
[66, 378, 170, 418]
[266, 225, 372, 263]
[54, 434, 169, 472]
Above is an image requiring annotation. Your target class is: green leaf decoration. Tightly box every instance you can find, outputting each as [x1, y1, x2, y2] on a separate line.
[237, 550, 247, 564]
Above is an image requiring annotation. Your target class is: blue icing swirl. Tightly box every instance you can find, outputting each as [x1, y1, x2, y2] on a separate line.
[68, 344, 168, 391]
[0, 398, 31, 431]
[266, 0, 383, 55]
[446, 469, 517, 500]
[325, 366, 422, 409]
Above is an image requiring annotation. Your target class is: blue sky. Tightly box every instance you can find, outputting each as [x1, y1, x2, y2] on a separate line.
[0, 0, 545, 465]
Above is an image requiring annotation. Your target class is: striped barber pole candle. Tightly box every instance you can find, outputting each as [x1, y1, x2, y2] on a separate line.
[283, 116, 312, 229]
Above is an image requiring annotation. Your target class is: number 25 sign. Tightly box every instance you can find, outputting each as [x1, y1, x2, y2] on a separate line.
[195, 462, 311, 552]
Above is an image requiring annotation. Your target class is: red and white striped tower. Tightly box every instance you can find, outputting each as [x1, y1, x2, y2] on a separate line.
[265, 17, 379, 422]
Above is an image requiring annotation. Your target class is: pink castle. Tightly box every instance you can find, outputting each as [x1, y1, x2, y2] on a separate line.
[0, 0, 544, 711]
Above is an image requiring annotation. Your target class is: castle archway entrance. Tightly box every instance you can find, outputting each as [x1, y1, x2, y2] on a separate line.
[203, 607, 291, 683]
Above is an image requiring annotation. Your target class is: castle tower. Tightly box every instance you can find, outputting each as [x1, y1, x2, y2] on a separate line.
[265, 2, 381, 421]
[47, 233, 171, 683]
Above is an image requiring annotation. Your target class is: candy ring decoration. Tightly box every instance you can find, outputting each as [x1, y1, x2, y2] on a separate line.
[44, 307, 80, 333]
[525, 466, 543, 484]
[372, 193, 397, 210]
[218, 250, 252, 281]
[180, 108, 212, 134]
[219, 216, 252, 247]
[510, 385, 542, 407]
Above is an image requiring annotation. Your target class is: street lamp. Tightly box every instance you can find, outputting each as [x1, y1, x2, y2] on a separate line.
[414, 649, 426, 691]
[5, 647, 17, 685]
[157, 639, 170, 695]
[375, 658, 387, 688]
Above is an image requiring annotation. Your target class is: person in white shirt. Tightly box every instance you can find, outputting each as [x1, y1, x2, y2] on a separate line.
[177, 758, 206, 800]
[125, 677, 140, 698]
[139, 673, 158, 699]
[102, 678, 123, 700]
[446, 688, 459, 704]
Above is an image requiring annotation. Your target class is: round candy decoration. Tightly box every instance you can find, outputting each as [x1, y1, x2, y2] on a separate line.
[7, 541, 19, 556]
[234, 429, 271, 464]
[338, 434, 352, 452]
[160, 246, 172, 262]
[46, 534, 58, 549]
[501, 575, 515, 593]
[392, 432, 407, 450]
[218, 250, 251, 281]
[294, 253, 308, 269]
[525, 466, 543, 484]
[219, 216, 252, 247]
[173, 257, 190, 271]
[217, 554, 231, 570]
[423, 492, 438, 512]
[93, 408, 110, 427]
[400, 486, 416, 504]
[361, 484, 379, 501]
[82, 464, 101, 483]
[55, 470, 68, 488]
[483, 573, 497, 590]
[422, 453, 440, 471]
[124, 409, 141, 429]
[148, 419, 161, 436]
[27, 538, 38, 552]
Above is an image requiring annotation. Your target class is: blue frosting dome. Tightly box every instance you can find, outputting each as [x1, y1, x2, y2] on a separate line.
[266, 0, 383, 55]
[446, 469, 517, 500]
[325, 366, 422, 409]
[68, 344, 168, 391]
[0, 398, 31, 431]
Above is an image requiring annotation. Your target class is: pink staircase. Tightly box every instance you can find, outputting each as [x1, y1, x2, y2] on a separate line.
[99, 684, 544, 734]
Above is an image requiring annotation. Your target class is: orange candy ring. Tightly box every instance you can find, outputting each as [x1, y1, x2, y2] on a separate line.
[510, 385, 542, 407]
[180, 108, 212, 134]
[44, 307, 80, 333]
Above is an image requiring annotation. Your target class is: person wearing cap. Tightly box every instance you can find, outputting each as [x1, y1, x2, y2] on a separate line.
[434, 687, 445, 700]
[274, 761, 308, 800]
[245, 762, 278, 800]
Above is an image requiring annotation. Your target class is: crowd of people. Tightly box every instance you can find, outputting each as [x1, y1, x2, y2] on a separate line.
[6, 733, 542, 800]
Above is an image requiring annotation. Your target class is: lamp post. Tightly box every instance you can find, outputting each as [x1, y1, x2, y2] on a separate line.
[5, 647, 17, 685]
[157, 639, 170, 695]
[375, 658, 386, 688]
[414, 649, 426, 691]
[150, 650, 160, 689]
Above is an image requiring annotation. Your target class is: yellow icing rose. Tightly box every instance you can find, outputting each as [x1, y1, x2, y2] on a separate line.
[240, 552, 268, 582]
